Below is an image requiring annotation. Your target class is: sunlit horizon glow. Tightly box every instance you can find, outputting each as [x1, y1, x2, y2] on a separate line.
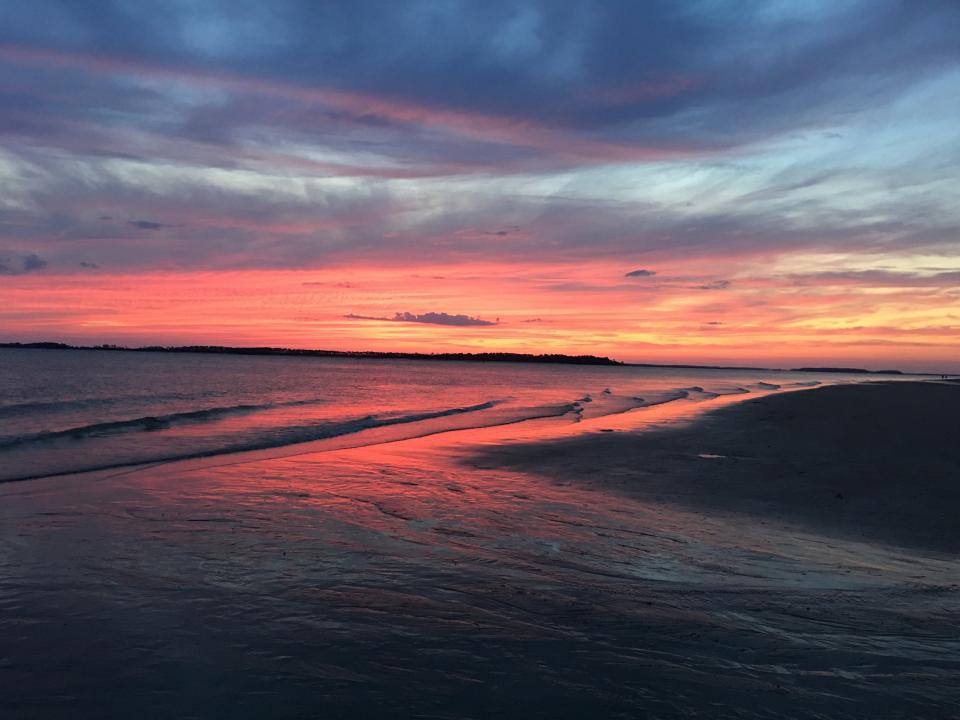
[2, 2, 959, 372]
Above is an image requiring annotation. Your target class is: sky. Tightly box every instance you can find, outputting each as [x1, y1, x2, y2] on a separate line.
[1, 0, 959, 371]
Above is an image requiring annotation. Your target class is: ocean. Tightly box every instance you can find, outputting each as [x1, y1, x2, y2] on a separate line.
[2, 349, 953, 719]
[0, 348, 838, 483]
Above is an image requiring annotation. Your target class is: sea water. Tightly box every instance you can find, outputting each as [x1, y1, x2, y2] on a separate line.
[0, 348, 837, 483]
[2, 348, 954, 718]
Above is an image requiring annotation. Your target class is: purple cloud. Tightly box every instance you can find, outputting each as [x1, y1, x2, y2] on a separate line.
[346, 312, 497, 327]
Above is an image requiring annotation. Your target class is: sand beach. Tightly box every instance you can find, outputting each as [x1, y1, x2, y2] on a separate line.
[2, 377, 958, 718]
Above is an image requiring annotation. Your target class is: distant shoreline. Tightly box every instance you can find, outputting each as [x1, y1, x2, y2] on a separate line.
[0, 341, 943, 375]
[0, 341, 623, 367]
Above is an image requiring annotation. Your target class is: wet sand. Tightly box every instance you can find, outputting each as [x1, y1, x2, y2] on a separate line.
[473, 381, 960, 554]
[1, 382, 959, 718]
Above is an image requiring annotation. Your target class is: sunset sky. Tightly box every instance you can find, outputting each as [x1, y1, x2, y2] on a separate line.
[1, 1, 959, 371]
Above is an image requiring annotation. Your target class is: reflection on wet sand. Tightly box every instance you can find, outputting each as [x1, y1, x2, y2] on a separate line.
[3, 383, 959, 717]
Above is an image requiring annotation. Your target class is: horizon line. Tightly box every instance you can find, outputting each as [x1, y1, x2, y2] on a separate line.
[2, 340, 945, 376]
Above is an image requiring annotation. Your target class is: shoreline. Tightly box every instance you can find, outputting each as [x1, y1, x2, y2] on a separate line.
[3, 379, 959, 716]
[3, 343, 948, 375]
[469, 381, 960, 554]
[0, 342, 624, 367]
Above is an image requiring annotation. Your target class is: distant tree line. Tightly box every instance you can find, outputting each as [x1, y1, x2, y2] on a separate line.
[0, 342, 624, 366]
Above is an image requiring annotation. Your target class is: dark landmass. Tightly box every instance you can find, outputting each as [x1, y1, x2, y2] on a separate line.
[3, 342, 948, 375]
[791, 366, 903, 374]
[0, 341, 623, 367]
[629, 361, 775, 371]
[628, 362, 921, 375]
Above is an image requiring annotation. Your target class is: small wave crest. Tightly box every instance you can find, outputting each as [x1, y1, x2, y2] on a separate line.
[637, 389, 690, 407]
[679, 386, 722, 398]
[0, 398, 326, 449]
[0, 391, 228, 418]
[709, 386, 751, 396]
[1, 378, 797, 484]
[0, 400, 525, 482]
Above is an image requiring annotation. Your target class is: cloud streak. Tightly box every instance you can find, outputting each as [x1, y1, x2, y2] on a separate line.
[346, 312, 497, 327]
[128, 220, 172, 231]
[0, 251, 47, 275]
[0, 42, 701, 165]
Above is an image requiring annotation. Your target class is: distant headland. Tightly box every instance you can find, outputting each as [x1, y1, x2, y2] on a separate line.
[0, 341, 624, 367]
[1, 342, 938, 375]
[790, 366, 903, 374]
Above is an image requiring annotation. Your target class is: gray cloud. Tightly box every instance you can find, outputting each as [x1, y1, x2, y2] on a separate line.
[625, 269, 656, 278]
[3, 2, 958, 167]
[788, 270, 960, 288]
[0, 1, 957, 275]
[128, 220, 171, 230]
[0, 252, 48, 274]
[22, 253, 47, 271]
[696, 280, 731, 290]
[346, 312, 496, 327]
